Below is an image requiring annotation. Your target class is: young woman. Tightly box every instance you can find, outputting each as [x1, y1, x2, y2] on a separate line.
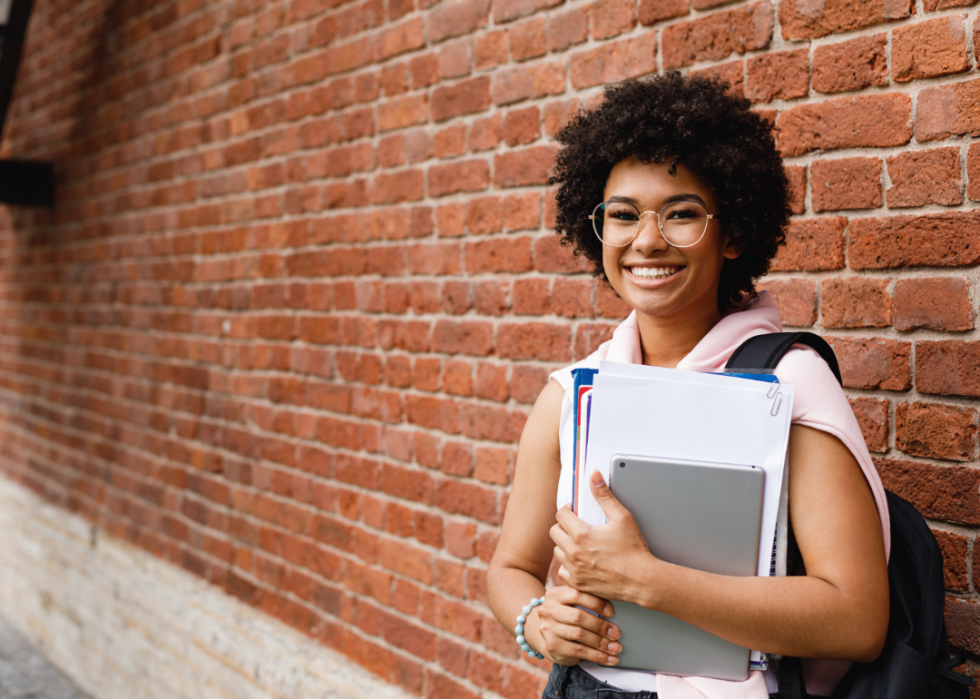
[486, 73, 890, 699]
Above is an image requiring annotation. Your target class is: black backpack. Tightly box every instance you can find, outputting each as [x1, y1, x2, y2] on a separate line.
[726, 332, 975, 699]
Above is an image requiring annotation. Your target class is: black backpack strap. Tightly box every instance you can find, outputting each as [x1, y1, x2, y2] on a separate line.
[725, 331, 843, 387]
[778, 656, 809, 699]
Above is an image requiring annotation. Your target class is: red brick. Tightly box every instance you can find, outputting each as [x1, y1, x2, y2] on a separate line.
[745, 49, 809, 103]
[770, 217, 846, 272]
[493, 145, 557, 188]
[915, 78, 980, 142]
[377, 94, 428, 133]
[444, 358, 474, 396]
[474, 30, 508, 71]
[785, 165, 806, 214]
[436, 636, 470, 676]
[405, 395, 461, 433]
[894, 277, 974, 332]
[811, 157, 881, 212]
[380, 17, 427, 59]
[886, 147, 962, 208]
[426, 669, 481, 699]
[895, 402, 977, 462]
[916, 341, 980, 398]
[776, 94, 912, 157]
[440, 39, 472, 79]
[404, 129, 434, 162]
[848, 211, 980, 270]
[371, 169, 424, 204]
[490, 60, 565, 106]
[465, 237, 533, 273]
[445, 520, 477, 558]
[380, 538, 433, 583]
[432, 320, 494, 356]
[474, 279, 512, 315]
[968, 143, 980, 201]
[435, 124, 467, 158]
[474, 446, 513, 484]
[821, 277, 892, 329]
[756, 278, 816, 327]
[547, 7, 588, 51]
[812, 34, 887, 94]
[553, 277, 594, 318]
[492, 0, 562, 23]
[689, 60, 745, 98]
[474, 362, 509, 402]
[510, 17, 547, 62]
[513, 277, 550, 315]
[569, 35, 657, 90]
[511, 365, 550, 404]
[462, 404, 528, 443]
[876, 458, 980, 526]
[469, 650, 544, 699]
[534, 233, 591, 274]
[542, 99, 582, 138]
[428, 0, 488, 43]
[428, 160, 490, 197]
[469, 114, 502, 152]
[413, 357, 442, 392]
[933, 530, 969, 591]
[591, 0, 635, 40]
[434, 480, 498, 522]
[502, 106, 540, 146]
[638, 0, 688, 25]
[892, 14, 969, 83]
[497, 322, 571, 361]
[779, 0, 912, 39]
[596, 283, 632, 318]
[442, 441, 474, 477]
[825, 337, 911, 391]
[662, 2, 772, 69]
[924, 0, 977, 7]
[848, 397, 889, 453]
[431, 77, 491, 122]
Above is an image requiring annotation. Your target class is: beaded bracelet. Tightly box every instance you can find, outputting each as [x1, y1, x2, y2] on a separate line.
[514, 595, 546, 659]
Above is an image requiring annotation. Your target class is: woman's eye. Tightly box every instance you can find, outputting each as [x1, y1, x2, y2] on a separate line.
[666, 207, 698, 219]
[608, 209, 638, 221]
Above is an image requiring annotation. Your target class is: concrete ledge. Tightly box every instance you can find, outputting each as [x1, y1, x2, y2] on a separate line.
[0, 477, 414, 699]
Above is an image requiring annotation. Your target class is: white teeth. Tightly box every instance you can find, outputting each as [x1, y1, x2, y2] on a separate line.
[629, 266, 679, 279]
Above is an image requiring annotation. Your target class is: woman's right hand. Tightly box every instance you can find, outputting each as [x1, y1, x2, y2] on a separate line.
[524, 586, 621, 666]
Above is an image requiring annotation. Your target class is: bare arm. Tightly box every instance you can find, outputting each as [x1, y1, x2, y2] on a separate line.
[487, 380, 622, 666]
[552, 424, 889, 662]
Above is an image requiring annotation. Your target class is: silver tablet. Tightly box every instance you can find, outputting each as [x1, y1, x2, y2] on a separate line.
[606, 454, 765, 680]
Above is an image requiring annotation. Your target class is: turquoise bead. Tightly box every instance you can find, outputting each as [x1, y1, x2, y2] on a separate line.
[522, 605, 531, 615]
[514, 624, 522, 635]
[526, 649, 536, 658]
[517, 634, 525, 645]
[517, 614, 526, 624]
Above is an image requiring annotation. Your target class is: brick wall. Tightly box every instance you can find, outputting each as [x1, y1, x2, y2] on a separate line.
[0, 0, 978, 696]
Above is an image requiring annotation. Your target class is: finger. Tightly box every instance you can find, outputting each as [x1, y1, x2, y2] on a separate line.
[547, 635, 621, 666]
[550, 585, 616, 619]
[554, 505, 587, 536]
[590, 471, 631, 520]
[547, 601, 619, 643]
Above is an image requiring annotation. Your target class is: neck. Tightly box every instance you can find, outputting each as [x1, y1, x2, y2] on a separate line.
[635, 304, 723, 369]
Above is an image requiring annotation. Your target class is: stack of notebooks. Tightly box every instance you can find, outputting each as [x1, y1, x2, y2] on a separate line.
[569, 361, 796, 680]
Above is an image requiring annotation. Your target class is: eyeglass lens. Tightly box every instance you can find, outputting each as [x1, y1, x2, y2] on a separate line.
[593, 201, 709, 248]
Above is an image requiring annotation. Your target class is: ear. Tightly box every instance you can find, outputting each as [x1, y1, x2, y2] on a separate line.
[722, 235, 741, 260]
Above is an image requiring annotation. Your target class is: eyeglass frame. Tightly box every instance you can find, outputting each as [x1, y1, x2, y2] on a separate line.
[587, 199, 721, 249]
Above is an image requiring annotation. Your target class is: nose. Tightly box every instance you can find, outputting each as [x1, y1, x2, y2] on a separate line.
[631, 211, 670, 254]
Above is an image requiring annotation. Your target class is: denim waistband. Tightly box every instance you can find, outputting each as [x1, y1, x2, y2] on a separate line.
[543, 664, 657, 699]
[542, 664, 781, 699]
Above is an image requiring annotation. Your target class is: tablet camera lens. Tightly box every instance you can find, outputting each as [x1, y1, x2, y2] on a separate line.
[619, 462, 625, 468]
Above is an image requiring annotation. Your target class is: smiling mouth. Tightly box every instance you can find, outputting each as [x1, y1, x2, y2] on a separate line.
[627, 266, 682, 279]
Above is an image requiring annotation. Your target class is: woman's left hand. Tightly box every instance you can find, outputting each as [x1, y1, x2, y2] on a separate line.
[550, 471, 656, 604]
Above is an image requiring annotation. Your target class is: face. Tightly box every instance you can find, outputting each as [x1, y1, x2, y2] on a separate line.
[600, 158, 740, 325]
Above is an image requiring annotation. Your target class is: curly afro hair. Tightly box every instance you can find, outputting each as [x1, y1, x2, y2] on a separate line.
[551, 72, 791, 314]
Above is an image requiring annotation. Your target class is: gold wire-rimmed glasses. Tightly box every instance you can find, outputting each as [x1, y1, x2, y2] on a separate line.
[588, 199, 720, 248]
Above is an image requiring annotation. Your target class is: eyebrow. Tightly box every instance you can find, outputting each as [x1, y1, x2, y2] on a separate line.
[606, 193, 708, 207]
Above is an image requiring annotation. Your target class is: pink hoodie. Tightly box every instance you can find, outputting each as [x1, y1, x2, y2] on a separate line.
[550, 291, 890, 699]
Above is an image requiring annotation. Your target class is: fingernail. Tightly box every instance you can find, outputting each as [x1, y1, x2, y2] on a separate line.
[603, 605, 614, 616]
[607, 655, 619, 665]
[607, 626, 619, 640]
[608, 642, 621, 654]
